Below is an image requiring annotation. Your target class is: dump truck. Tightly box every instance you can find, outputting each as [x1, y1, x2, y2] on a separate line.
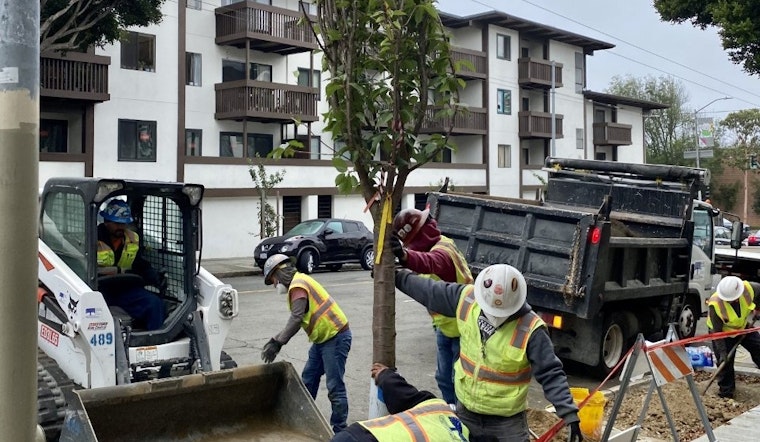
[428, 157, 717, 373]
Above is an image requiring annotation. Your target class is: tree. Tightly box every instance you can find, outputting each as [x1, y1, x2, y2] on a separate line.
[654, 0, 760, 76]
[712, 180, 740, 212]
[40, 0, 166, 53]
[720, 109, 760, 220]
[248, 159, 286, 239]
[606, 74, 693, 165]
[303, 0, 462, 367]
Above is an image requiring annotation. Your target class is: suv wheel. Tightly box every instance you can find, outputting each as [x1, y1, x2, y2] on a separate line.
[298, 250, 317, 274]
[361, 247, 374, 271]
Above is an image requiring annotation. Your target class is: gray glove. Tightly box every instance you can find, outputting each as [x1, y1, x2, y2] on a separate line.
[261, 338, 282, 364]
[568, 421, 583, 442]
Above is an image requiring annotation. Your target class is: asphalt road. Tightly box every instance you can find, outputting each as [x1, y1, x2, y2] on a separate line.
[221, 268, 603, 425]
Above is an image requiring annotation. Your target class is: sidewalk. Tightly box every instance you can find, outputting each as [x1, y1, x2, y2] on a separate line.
[202, 257, 260, 278]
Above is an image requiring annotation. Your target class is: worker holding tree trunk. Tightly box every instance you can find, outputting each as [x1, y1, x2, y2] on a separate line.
[707, 276, 760, 399]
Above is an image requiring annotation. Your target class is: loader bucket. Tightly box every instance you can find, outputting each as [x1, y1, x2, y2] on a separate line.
[59, 362, 333, 441]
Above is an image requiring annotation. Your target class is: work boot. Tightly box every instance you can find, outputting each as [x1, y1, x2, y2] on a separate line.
[718, 390, 734, 399]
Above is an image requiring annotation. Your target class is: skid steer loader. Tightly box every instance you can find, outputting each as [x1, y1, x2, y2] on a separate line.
[36, 178, 240, 439]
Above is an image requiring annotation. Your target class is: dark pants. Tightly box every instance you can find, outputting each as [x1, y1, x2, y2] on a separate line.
[712, 330, 760, 397]
[103, 286, 165, 330]
[456, 403, 528, 442]
[303, 329, 352, 433]
[435, 329, 460, 404]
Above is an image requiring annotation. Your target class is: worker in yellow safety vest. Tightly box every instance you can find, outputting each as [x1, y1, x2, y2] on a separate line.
[395, 264, 582, 442]
[391, 207, 473, 406]
[706, 276, 760, 398]
[262, 253, 352, 433]
[331, 362, 469, 441]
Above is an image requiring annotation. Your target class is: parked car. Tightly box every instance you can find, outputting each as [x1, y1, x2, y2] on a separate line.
[714, 226, 731, 245]
[255, 218, 374, 273]
[747, 230, 760, 246]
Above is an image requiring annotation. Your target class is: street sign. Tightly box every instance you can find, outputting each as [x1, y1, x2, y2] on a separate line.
[683, 149, 713, 159]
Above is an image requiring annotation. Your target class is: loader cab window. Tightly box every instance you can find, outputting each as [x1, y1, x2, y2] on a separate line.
[692, 206, 714, 258]
[40, 191, 88, 281]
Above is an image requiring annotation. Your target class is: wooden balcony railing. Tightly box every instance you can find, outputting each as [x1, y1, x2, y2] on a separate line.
[451, 47, 487, 79]
[421, 106, 487, 135]
[518, 111, 564, 139]
[40, 52, 110, 102]
[518, 58, 563, 88]
[593, 122, 632, 146]
[215, 80, 319, 122]
[215, 1, 318, 54]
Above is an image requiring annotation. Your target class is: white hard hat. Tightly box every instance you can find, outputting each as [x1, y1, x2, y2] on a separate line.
[474, 264, 527, 318]
[263, 254, 291, 285]
[717, 276, 745, 302]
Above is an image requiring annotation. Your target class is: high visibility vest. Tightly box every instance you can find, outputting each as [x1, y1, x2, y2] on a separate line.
[358, 398, 469, 441]
[427, 236, 473, 338]
[706, 281, 755, 331]
[97, 229, 140, 270]
[288, 272, 349, 344]
[454, 286, 544, 417]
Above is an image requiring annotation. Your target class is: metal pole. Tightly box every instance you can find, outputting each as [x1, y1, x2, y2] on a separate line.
[0, 1, 41, 441]
[694, 109, 700, 168]
[550, 60, 556, 157]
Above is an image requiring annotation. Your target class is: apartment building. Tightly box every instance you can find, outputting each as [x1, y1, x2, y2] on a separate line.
[39, 1, 666, 259]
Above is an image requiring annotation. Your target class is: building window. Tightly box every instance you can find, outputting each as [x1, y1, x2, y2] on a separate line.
[496, 34, 511, 60]
[497, 89, 511, 115]
[576, 128, 584, 150]
[317, 195, 332, 218]
[186, 52, 201, 86]
[574, 52, 584, 94]
[40, 119, 68, 153]
[121, 32, 155, 72]
[186, 129, 202, 156]
[222, 60, 272, 82]
[299, 0, 317, 15]
[433, 148, 452, 163]
[220, 132, 273, 158]
[282, 196, 302, 233]
[298, 68, 321, 97]
[186, 0, 201, 9]
[118, 120, 157, 162]
[497, 144, 511, 168]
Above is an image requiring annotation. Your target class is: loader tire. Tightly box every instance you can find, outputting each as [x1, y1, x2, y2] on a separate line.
[38, 350, 75, 441]
[220, 351, 238, 370]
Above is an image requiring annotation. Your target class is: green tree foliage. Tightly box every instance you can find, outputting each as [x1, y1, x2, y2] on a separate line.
[248, 159, 286, 239]
[654, 0, 760, 76]
[712, 180, 740, 212]
[720, 109, 760, 170]
[309, 0, 462, 366]
[606, 74, 693, 165]
[40, 0, 166, 53]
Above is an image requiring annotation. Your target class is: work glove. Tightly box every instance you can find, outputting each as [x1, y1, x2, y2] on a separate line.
[390, 233, 407, 264]
[261, 338, 282, 364]
[567, 421, 583, 442]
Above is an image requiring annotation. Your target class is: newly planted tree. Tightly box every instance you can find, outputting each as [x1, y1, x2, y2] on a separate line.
[248, 159, 286, 239]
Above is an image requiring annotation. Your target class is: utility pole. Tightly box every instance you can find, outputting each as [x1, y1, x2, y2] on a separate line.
[0, 2, 41, 441]
[694, 96, 730, 168]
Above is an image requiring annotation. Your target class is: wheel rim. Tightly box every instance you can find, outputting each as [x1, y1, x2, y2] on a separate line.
[679, 305, 696, 337]
[602, 323, 624, 368]
[306, 253, 314, 272]
[366, 250, 374, 268]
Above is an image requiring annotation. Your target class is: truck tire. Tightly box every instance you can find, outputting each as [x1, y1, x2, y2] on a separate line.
[676, 294, 700, 339]
[38, 350, 75, 441]
[596, 312, 633, 376]
[220, 351, 238, 370]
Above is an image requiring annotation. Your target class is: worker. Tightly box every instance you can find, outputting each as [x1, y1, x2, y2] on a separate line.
[706, 276, 760, 398]
[395, 264, 582, 442]
[261, 253, 352, 433]
[331, 362, 469, 441]
[391, 207, 473, 406]
[97, 199, 166, 330]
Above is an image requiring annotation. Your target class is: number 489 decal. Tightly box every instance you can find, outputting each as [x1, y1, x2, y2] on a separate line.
[90, 333, 113, 346]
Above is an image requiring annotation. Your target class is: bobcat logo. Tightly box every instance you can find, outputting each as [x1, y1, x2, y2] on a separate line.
[68, 297, 79, 316]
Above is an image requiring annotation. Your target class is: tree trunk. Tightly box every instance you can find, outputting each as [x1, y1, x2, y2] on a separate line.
[372, 218, 397, 367]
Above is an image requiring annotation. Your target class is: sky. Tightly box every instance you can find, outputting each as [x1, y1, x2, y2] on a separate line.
[436, 0, 760, 120]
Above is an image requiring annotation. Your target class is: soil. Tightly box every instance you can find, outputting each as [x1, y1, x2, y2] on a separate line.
[527, 371, 760, 441]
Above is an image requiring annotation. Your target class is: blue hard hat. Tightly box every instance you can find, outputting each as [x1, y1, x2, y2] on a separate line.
[100, 200, 133, 224]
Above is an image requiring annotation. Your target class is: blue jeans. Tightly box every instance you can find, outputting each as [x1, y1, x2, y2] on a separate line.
[436, 329, 460, 404]
[103, 286, 165, 330]
[302, 329, 352, 433]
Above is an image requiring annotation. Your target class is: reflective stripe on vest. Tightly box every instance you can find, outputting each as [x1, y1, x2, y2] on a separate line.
[706, 281, 756, 331]
[97, 229, 139, 270]
[359, 398, 468, 441]
[288, 273, 348, 343]
[455, 289, 545, 417]
[429, 236, 473, 337]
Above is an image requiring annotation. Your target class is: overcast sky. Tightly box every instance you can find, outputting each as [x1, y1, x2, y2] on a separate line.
[437, 0, 760, 119]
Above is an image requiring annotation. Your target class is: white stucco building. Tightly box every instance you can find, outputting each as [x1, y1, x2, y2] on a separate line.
[39, 1, 666, 258]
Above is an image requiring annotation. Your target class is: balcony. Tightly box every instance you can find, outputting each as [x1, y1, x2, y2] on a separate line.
[215, 2, 318, 55]
[451, 47, 486, 79]
[593, 122, 632, 146]
[518, 111, 563, 139]
[518, 58, 563, 89]
[40, 52, 110, 102]
[420, 106, 487, 135]
[215, 80, 319, 122]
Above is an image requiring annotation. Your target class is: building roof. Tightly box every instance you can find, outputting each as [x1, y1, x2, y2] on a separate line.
[439, 10, 615, 55]
[583, 90, 670, 111]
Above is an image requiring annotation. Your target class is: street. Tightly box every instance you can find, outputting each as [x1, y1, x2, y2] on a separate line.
[221, 268, 603, 425]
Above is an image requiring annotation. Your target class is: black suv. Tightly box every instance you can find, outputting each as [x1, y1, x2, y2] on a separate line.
[255, 218, 375, 273]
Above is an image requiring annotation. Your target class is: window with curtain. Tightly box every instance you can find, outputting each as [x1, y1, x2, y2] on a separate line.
[121, 32, 155, 72]
[497, 89, 511, 115]
[496, 34, 511, 60]
[220, 132, 273, 158]
[186, 53, 201, 86]
[118, 120, 157, 161]
[186, 129, 202, 156]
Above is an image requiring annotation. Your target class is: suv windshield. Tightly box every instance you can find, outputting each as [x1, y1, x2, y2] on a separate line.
[286, 220, 325, 236]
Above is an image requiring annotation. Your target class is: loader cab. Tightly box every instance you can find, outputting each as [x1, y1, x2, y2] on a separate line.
[39, 178, 204, 346]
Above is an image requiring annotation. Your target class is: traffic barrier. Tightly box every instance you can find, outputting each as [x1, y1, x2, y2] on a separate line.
[646, 343, 693, 386]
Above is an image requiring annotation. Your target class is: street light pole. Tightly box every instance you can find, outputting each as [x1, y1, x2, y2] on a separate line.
[694, 96, 731, 168]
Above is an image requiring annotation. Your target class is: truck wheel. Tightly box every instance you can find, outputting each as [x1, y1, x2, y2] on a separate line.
[298, 250, 317, 274]
[38, 350, 75, 441]
[677, 295, 700, 339]
[596, 313, 630, 376]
